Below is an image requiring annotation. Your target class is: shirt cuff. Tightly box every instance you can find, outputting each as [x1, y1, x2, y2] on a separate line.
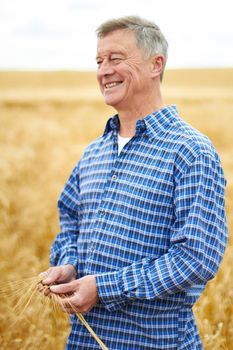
[96, 270, 129, 311]
[51, 256, 79, 270]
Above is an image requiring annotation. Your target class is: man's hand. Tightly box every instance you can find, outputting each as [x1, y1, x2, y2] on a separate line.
[49, 275, 99, 314]
[41, 264, 77, 285]
[38, 265, 77, 296]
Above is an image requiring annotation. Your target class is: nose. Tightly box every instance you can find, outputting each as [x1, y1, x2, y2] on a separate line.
[97, 60, 114, 78]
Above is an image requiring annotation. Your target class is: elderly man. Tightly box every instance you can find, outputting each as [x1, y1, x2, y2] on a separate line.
[42, 16, 228, 349]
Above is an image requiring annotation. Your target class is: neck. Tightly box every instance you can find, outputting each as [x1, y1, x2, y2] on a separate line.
[118, 93, 164, 138]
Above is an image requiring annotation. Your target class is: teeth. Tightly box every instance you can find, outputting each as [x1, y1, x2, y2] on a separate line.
[105, 82, 120, 88]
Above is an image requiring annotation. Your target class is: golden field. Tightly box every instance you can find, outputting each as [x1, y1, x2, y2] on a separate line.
[0, 69, 233, 349]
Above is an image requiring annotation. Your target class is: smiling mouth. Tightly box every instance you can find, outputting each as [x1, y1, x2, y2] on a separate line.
[104, 81, 122, 89]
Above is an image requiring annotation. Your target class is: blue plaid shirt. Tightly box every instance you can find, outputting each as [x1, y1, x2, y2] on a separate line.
[51, 105, 227, 350]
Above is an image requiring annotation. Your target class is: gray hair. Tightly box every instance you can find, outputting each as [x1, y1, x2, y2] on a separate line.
[96, 16, 168, 81]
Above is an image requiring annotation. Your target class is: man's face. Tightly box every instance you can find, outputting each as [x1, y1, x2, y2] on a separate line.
[96, 29, 153, 111]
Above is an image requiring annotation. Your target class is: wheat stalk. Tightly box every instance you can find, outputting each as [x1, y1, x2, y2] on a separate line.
[1, 275, 109, 350]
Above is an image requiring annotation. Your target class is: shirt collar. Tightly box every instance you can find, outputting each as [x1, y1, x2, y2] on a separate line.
[103, 105, 178, 139]
[144, 105, 178, 139]
[103, 114, 120, 135]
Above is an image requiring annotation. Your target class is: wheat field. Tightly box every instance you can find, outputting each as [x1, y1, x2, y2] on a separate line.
[0, 69, 232, 349]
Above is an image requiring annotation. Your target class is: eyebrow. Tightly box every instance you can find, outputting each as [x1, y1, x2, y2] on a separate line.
[96, 51, 125, 61]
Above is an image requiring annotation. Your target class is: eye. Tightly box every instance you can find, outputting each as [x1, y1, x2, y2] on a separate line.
[96, 60, 103, 68]
[111, 57, 122, 64]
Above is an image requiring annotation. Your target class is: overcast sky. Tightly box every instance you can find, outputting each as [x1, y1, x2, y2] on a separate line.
[0, 0, 232, 70]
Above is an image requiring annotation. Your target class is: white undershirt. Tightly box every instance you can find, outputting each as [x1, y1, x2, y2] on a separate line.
[117, 133, 132, 155]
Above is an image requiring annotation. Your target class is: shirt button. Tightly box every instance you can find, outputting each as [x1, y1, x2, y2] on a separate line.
[112, 174, 117, 180]
[88, 241, 95, 253]
[99, 210, 105, 216]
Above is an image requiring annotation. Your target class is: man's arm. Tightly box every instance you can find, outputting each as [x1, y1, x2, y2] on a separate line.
[95, 153, 228, 311]
[50, 162, 80, 269]
[45, 152, 228, 314]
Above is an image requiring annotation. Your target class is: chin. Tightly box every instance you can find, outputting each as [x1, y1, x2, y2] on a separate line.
[103, 96, 119, 107]
[104, 100, 118, 108]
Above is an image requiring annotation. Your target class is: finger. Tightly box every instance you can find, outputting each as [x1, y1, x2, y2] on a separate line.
[38, 271, 49, 283]
[60, 294, 91, 314]
[37, 282, 51, 297]
[50, 281, 77, 294]
[37, 281, 44, 290]
[61, 302, 78, 314]
[42, 286, 51, 297]
[61, 305, 76, 314]
[42, 268, 61, 285]
[39, 271, 49, 279]
[53, 294, 78, 314]
[54, 300, 75, 314]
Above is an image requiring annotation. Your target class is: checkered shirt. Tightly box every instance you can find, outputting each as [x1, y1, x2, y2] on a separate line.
[50, 105, 228, 350]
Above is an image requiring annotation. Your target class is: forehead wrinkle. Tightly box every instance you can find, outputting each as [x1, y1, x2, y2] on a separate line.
[96, 30, 137, 57]
[96, 44, 128, 58]
[96, 50, 125, 61]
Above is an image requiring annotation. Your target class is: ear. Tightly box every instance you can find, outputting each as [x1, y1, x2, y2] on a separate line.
[150, 55, 165, 78]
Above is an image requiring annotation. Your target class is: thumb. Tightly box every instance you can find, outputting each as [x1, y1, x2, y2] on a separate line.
[50, 281, 77, 294]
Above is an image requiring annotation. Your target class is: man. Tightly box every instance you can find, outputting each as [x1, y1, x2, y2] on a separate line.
[42, 16, 228, 349]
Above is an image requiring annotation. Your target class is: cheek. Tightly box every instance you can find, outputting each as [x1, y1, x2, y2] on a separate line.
[96, 72, 101, 84]
[124, 64, 146, 85]
[96, 74, 104, 91]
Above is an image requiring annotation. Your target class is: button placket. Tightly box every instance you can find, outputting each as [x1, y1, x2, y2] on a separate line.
[90, 241, 95, 252]
[99, 209, 105, 216]
[87, 241, 96, 261]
